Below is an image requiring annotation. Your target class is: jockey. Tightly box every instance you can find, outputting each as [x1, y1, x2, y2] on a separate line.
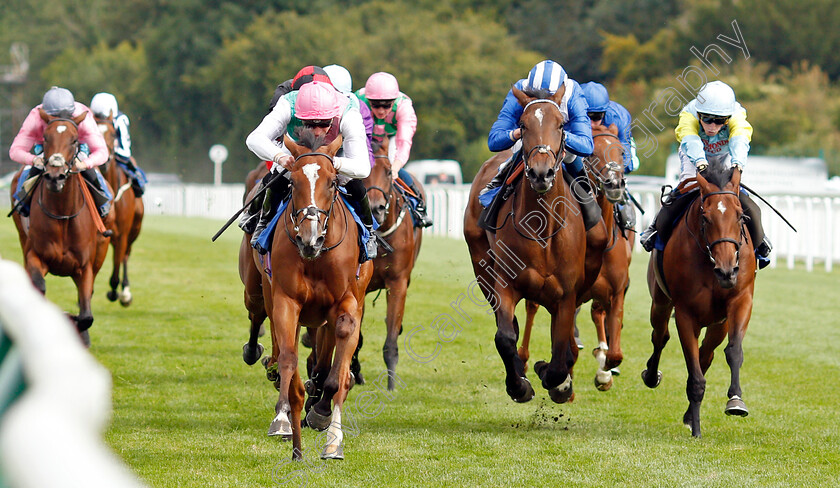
[580, 81, 640, 229]
[483, 60, 600, 226]
[355, 72, 433, 228]
[245, 80, 380, 258]
[10, 86, 112, 218]
[90, 92, 148, 197]
[323, 64, 375, 168]
[639, 80, 771, 267]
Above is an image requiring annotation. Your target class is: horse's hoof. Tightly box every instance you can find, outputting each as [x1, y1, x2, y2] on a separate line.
[242, 342, 264, 365]
[79, 329, 91, 348]
[305, 408, 332, 432]
[267, 416, 293, 439]
[610, 367, 621, 376]
[508, 377, 535, 403]
[119, 289, 132, 307]
[641, 369, 662, 388]
[548, 375, 574, 404]
[355, 371, 365, 386]
[594, 373, 613, 392]
[724, 396, 749, 417]
[533, 360, 548, 380]
[106, 290, 118, 302]
[321, 444, 344, 460]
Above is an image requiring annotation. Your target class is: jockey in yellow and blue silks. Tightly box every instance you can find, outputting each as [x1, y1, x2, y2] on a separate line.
[639, 80, 771, 268]
[482, 60, 594, 196]
[580, 81, 640, 229]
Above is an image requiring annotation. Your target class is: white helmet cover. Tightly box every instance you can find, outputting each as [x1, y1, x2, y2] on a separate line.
[90, 92, 119, 118]
[695, 81, 736, 116]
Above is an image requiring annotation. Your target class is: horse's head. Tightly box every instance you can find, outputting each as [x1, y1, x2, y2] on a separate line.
[365, 136, 392, 225]
[285, 131, 344, 259]
[39, 108, 85, 192]
[513, 84, 566, 194]
[696, 166, 746, 288]
[588, 124, 626, 203]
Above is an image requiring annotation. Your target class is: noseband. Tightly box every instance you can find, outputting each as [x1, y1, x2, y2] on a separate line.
[694, 190, 747, 265]
[366, 155, 394, 217]
[285, 152, 346, 251]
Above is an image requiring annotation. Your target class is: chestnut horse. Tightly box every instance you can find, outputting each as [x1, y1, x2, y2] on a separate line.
[516, 123, 632, 391]
[464, 85, 606, 404]
[641, 165, 755, 437]
[361, 136, 424, 390]
[254, 132, 372, 461]
[10, 109, 111, 344]
[95, 114, 144, 306]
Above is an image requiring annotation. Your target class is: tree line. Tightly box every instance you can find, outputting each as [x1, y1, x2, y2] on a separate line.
[2, 0, 839, 182]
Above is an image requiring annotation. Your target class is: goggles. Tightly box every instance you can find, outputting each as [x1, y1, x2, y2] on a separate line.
[302, 119, 332, 129]
[370, 100, 395, 109]
[588, 111, 605, 122]
[699, 114, 730, 125]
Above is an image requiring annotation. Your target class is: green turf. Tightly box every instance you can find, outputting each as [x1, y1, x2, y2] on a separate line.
[1, 215, 838, 487]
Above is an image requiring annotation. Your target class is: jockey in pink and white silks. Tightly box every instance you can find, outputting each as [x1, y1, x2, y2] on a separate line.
[10, 86, 113, 218]
[639, 80, 771, 268]
[245, 80, 380, 258]
[356, 72, 433, 227]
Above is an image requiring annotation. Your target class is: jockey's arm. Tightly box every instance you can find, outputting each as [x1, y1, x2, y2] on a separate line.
[9, 107, 43, 165]
[728, 110, 753, 169]
[392, 98, 417, 173]
[675, 110, 706, 165]
[563, 88, 594, 157]
[487, 89, 523, 152]
[614, 105, 635, 172]
[246, 99, 293, 167]
[334, 109, 371, 179]
[78, 108, 109, 168]
[114, 113, 132, 160]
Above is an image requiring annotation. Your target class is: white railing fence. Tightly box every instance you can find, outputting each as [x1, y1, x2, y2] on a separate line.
[139, 183, 840, 272]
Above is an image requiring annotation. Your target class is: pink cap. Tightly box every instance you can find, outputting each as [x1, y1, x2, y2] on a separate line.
[364, 72, 399, 100]
[295, 81, 342, 119]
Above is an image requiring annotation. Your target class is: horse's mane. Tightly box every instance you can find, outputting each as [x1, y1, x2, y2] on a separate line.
[702, 164, 735, 190]
[371, 139, 385, 154]
[293, 128, 327, 150]
[521, 87, 552, 100]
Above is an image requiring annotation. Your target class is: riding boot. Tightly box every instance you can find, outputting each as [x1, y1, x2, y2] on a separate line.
[640, 191, 694, 252]
[740, 192, 772, 268]
[480, 153, 518, 197]
[251, 188, 275, 254]
[239, 182, 266, 234]
[81, 168, 111, 218]
[358, 192, 378, 260]
[16, 166, 44, 217]
[405, 181, 433, 227]
[616, 203, 637, 231]
[564, 163, 601, 231]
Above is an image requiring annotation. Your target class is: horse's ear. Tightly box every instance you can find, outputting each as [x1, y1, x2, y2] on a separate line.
[284, 136, 304, 158]
[324, 134, 343, 156]
[730, 166, 742, 191]
[695, 170, 711, 192]
[72, 111, 87, 126]
[608, 123, 619, 136]
[512, 85, 532, 107]
[39, 108, 51, 123]
[550, 84, 566, 107]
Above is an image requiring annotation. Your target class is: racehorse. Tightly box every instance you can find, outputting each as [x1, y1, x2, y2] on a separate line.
[464, 85, 606, 404]
[9, 109, 112, 344]
[240, 162, 270, 366]
[255, 132, 373, 460]
[517, 123, 633, 391]
[641, 165, 755, 437]
[361, 136, 424, 390]
[95, 114, 144, 306]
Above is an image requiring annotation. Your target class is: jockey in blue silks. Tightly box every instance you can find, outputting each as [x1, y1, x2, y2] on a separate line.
[481, 59, 602, 233]
[580, 81, 640, 229]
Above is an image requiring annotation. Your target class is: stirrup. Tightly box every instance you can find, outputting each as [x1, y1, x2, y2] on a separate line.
[640, 227, 657, 252]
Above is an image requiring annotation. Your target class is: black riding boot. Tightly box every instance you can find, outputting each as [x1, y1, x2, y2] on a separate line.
[406, 182, 433, 227]
[480, 152, 520, 197]
[251, 175, 291, 254]
[17, 166, 44, 217]
[640, 191, 695, 252]
[81, 168, 111, 218]
[740, 192, 772, 267]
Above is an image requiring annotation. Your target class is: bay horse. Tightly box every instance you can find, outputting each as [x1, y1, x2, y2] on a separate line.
[95, 114, 144, 306]
[361, 135, 424, 390]
[239, 162, 269, 366]
[9, 109, 112, 344]
[255, 132, 373, 461]
[517, 123, 632, 391]
[464, 85, 606, 404]
[641, 165, 755, 437]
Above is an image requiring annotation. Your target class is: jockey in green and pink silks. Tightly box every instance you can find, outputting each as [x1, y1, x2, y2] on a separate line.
[356, 72, 432, 227]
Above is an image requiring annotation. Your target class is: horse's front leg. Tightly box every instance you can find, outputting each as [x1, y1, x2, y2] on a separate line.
[72, 265, 95, 333]
[107, 233, 126, 303]
[382, 277, 408, 390]
[24, 250, 48, 295]
[590, 301, 613, 391]
[642, 266, 671, 389]
[535, 295, 577, 404]
[268, 296, 301, 454]
[307, 295, 361, 460]
[494, 288, 533, 403]
[724, 293, 754, 417]
[517, 300, 539, 370]
[674, 307, 705, 437]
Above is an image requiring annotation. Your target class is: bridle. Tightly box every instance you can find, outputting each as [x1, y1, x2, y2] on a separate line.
[284, 152, 347, 252]
[37, 118, 85, 219]
[585, 132, 624, 197]
[520, 99, 566, 178]
[687, 189, 747, 265]
[366, 154, 409, 238]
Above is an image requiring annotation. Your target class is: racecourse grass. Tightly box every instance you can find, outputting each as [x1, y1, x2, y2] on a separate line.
[1, 215, 839, 487]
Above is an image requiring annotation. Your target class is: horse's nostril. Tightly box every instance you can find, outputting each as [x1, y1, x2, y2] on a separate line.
[546, 168, 555, 179]
[315, 236, 325, 247]
[295, 235, 304, 245]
